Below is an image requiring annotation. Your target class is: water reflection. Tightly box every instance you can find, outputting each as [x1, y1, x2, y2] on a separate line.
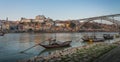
[0, 32, 120, 62]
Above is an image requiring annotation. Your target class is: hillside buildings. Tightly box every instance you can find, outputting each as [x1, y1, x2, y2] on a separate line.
[0, 15, 118, 33]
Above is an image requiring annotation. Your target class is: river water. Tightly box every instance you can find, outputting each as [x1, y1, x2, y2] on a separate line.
[0, 32, 119, 62]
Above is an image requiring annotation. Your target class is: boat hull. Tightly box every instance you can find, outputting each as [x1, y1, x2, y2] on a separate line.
[39, 41, 71, 49]
[82, 38, 104, 42]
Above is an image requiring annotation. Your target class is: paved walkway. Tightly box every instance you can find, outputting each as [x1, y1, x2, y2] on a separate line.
[94, 46, 120, 62]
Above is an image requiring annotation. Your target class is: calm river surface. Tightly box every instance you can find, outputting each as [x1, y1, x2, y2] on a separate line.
[0, 32, 119, 62]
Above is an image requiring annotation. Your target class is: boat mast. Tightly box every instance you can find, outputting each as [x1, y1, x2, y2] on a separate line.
[93, 20, 95, 38]
[55, 33, 56, 42]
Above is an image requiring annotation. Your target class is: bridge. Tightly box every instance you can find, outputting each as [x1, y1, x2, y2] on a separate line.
[77, 14, 120, 30]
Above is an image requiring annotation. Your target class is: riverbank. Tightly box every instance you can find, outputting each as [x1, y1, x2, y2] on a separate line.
[4, 30, 120, 33]
[18, 42, 119, 62]
[94, 41, 120, 62]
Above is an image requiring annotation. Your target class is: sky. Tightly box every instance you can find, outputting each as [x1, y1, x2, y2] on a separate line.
[0, 0, 120, 21]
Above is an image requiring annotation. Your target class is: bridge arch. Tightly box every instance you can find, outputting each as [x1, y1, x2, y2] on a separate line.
[77, 14, 120, 29]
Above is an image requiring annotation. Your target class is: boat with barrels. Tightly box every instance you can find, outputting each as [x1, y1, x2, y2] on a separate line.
[103, 34, 114, 40]
[39, 38, 72, 49]
[82, 35, 105, 42]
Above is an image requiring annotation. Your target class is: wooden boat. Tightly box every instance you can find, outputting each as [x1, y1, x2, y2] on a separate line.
[39, 41, 72, 49]
[82, 35, 105, 42]
[103, 34, 113, 40]
[82, 38, 104, 42]
[0, 32, 5, 36]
